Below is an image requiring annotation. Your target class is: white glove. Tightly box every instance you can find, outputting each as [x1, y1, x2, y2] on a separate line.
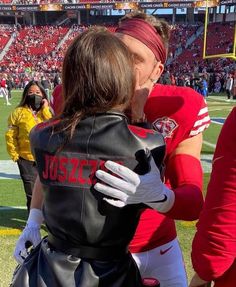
[14, 208, 43, 264]
[94, 157, 175, 212]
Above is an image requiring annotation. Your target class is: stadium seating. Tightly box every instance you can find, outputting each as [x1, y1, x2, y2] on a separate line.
[0, 26, 11, 50]
[0, 22, 234, 78]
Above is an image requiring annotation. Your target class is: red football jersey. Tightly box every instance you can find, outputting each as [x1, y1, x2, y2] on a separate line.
[129, 84, 210, 253]
[1, 79, 7, 88]
[191, 107, 236, 287]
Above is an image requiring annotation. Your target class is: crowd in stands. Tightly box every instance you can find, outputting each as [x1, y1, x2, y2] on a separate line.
[0, 22, 235, 98]
[168, 23, 200, 59]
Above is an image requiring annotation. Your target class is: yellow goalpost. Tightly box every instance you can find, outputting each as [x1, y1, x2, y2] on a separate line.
[203, 0, 236, 60]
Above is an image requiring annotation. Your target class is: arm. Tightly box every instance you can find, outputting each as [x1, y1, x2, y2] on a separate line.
[164, 133, 204, 220]
[191, 108, 236, 283]
[31, 175, 44, 209]
[39, 99, 52, 120]
[94, 134, 204, 218]
[5, 111, 20, 162]
[14, 175, 44, 264]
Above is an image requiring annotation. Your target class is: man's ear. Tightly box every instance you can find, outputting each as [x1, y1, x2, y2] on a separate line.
[150, 62, 164, 83]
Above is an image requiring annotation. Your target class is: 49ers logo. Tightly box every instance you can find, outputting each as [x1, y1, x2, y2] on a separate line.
[152, 117, 178, 138]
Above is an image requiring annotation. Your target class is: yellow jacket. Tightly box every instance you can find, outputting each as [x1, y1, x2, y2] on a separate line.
[5, 105, 52, 162]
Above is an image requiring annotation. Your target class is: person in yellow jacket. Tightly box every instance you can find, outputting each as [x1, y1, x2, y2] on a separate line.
[5, 80, 52, 212]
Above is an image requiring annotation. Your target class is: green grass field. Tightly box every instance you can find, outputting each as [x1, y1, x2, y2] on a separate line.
[0, 90, 235, 286]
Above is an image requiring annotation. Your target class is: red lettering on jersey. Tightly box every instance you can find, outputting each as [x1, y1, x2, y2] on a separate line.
[89, 159, 99, 185]
[58, 157, 68, 182]
[42, 154, 125, 187]
[49, 156, 58, 180]
[128, 125, 154, 138]
[78, 159, 87, 184]
[69, 158, 79, 183]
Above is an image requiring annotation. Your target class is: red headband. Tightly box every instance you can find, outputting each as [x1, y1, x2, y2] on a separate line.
[116, 18, 167, 64]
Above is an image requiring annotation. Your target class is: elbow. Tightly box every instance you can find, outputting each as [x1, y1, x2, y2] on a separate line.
[166, 184, 204, 220]
[190, 192, 204, 220]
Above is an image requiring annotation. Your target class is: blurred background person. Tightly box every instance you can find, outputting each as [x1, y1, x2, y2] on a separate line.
[0, 73, 11, 105]
[6, 74, 14, 100]
[41, 75, 51, 100]
[225, 73, 233, 101]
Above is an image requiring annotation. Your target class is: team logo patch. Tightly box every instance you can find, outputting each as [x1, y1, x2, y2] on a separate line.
[152, 117, 178, 138]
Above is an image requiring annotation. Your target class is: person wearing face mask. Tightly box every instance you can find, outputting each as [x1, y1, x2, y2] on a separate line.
[5, 80, 52, 213]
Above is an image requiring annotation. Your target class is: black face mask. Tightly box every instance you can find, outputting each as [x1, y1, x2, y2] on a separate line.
[27, 94, 43, 111]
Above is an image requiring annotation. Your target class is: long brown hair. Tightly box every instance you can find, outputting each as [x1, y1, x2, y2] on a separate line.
[61, 27, 135, 137]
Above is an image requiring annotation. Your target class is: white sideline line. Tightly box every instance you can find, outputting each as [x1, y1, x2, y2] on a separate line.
[0, 206, 27, 210]
[0, 160, 20, 179]
[203, 140, 216, 149]
[1, 154, 214, 211]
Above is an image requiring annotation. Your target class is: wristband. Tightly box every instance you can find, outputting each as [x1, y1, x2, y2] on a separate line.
[146, 185, 175, 213]
[27, 208, 44, 226]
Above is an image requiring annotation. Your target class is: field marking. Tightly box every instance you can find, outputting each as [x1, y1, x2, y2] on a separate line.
[0, 206, 27, 210]
[203, 140, 216, 149]
[208, 107, 232, 112]
[1, 156, 214, 212]
[0, 229, 21, 236]
[0, 154, 212, 235]
[0, 160, 20, 180]
[207, 96, 236, 103]
[210, 117, 225, 125]
[201, 153, 213, 173]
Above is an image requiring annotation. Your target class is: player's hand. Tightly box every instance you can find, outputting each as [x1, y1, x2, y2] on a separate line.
[131, 69, 155, 123]
[189, 272, 210, 287]
[131, 62, 160, 123]
[94, 155, 174, 212]
[14, 209, 43, 264]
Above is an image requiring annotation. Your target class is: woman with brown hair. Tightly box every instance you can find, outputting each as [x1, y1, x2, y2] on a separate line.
[11, 27, 166, 287]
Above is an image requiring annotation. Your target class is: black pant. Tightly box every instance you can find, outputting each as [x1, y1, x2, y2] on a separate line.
[226, 89, 231, 99]
[17, 157, 38, 213]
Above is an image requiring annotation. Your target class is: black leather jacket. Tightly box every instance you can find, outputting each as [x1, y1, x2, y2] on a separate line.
[11, 111, 165, 287]
[31, 111, 165, 252]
